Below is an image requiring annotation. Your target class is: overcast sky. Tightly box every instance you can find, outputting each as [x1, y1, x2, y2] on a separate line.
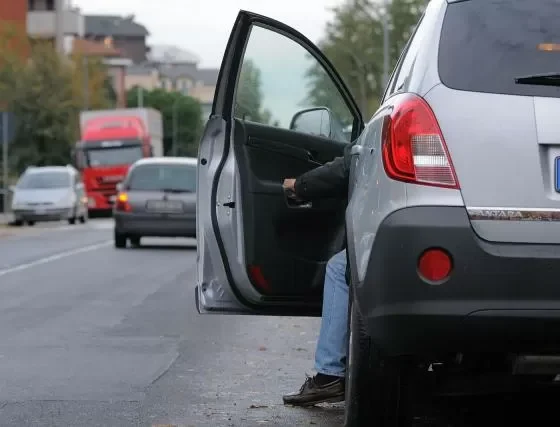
[71, 0, 340, 68]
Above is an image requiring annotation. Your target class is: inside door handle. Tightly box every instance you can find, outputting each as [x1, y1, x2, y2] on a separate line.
[284, 188, 312, 209]
[287, 198, 312, 209]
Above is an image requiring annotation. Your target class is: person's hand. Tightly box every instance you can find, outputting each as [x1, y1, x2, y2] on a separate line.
[282, 178, 296, 192]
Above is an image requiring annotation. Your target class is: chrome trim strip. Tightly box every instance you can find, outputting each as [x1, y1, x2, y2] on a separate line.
[467, 207, 560, 222]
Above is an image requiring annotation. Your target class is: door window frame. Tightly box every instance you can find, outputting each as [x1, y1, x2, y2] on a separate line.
[213, 13, 364, 141]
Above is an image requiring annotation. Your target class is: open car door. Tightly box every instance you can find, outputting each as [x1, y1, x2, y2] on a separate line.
[196, 11, 363, 315]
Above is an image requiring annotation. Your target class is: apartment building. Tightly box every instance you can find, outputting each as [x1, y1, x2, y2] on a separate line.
[84, 15, 149, 64]
[27, 0, 83, 52]
[125, 45, 219, 118]
[0, 0, 28, 57]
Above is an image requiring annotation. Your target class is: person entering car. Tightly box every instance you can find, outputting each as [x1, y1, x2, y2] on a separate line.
[281, 141, 354, 406]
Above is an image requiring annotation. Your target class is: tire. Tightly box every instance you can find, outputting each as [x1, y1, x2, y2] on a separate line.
[13, 220, 23, 227]
[114, 230, 127, 248]
[27, 221, 35, 226]
[344, 293, 414, 427]
[130, 236, 141, 247]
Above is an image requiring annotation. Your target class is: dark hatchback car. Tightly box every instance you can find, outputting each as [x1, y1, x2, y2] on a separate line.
[113, 157, 196, 248]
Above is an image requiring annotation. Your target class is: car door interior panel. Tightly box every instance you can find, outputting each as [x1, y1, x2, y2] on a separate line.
[233, 119, 347, 297]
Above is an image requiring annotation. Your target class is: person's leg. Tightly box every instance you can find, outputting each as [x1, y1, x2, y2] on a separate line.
[314, 249, 348, 378]
[283, 249, 348, 406]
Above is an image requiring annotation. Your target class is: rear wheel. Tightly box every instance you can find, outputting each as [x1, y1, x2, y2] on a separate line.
[114, 230, 127, 248]
[130, 236, 141, 247]
[27, 221, 35, 226]
[344, 295, 415, 427]
[13, 220, 23, 227]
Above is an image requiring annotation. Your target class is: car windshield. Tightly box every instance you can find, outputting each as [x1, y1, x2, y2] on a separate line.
[17, 171, 70, 189]
[439, 0, 560, 98]
[127, 163, 196, 192]
[85, 145, 143, 167]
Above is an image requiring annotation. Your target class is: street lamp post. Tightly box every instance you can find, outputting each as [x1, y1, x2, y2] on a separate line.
[382, 0, 390, 89]
[2, 112, 8, 215]
[354, 0, 391, 90]
[172, 99, 178, 156]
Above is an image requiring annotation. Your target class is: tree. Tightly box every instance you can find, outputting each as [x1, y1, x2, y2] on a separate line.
[234, 59, 277, 125]
[126, 87, 203, 157]
[0, 23, 28, 190]
[1, 40, 80, 173]
[306, 0, 428, 119]
[235, 59, 264, 122]
[70, 53, 113, 110]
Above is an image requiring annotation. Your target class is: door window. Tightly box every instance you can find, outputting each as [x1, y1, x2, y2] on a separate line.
[233, 25, 355, 142]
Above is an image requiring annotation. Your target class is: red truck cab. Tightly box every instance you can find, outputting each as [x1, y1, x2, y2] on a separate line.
[74, 116, 152, 213]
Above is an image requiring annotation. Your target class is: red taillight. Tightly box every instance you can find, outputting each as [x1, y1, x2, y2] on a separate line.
[115, 192, 131, 212]
[418, 248, 452, 283]
[382, 93, 459, 189]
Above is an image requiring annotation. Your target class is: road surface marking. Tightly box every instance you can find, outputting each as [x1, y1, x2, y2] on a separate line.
[0, 240, 112, 277]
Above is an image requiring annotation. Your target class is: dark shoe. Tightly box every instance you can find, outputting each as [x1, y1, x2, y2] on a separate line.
[282, 374, 345, 407]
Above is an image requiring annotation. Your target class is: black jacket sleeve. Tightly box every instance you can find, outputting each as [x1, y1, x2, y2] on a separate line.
[293, 142, 354, 201]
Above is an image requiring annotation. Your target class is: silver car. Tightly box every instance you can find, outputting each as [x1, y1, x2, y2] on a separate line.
[11, 165, 88, 226]
[113, 157, 196, 248]
[195, 1, 560, 424]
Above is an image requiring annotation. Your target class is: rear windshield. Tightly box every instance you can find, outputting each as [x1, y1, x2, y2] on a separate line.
[17, 171, 70, 189]
[127, 164, 196, 192]
[439, 0, 560, 98]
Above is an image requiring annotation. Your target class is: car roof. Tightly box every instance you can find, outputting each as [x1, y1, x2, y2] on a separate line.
[132, 157, 198, 167]
[25, 165, 75, 174]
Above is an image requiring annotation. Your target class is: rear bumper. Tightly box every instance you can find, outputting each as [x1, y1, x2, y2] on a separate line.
[356, 206, 560, 357]
[13, 208, 72, 222]
[114, 212, 196, 237]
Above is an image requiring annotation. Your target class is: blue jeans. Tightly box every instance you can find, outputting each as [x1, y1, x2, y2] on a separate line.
[314, 249, 348, 378]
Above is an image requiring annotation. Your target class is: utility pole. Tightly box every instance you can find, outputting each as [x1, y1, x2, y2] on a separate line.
[138, 87, 143, 107]
[2, 112, 8, 215]
[54, 0, 65, 54]
[83, 56, 89, 110]
[382, 0, 390, 89]
[172, 100, 178, 156]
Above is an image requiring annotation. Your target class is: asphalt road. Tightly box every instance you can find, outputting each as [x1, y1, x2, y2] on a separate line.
[0, 219, 558, 427]
[0, 219, 345, 427]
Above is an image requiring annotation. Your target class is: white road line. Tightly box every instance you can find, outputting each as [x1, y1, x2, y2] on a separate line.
[0, 240, 112, 278]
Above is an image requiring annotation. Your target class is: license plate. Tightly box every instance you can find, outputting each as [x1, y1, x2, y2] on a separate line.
[146, 200, 183, 213]
[556, 157, 560, 192]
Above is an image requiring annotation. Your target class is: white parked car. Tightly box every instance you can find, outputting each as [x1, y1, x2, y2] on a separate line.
[11, 165, 88, 226]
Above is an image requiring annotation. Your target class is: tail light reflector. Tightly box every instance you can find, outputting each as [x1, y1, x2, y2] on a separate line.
[382, 93, 459, 189]
[418, 248, 452, 284]
[115, 192, 131, 212]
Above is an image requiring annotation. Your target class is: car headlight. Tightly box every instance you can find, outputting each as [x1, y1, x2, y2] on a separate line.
[11, 198, 24, 209]
[59, 196, 75, 208]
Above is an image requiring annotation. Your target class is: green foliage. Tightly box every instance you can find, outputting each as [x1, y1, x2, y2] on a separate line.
[4, 41, 81, 173]
[234, 59, 275, 125]
[70, 53, 114, 110]
[126, 87, 203, 157]
[306, 0, 428, 119]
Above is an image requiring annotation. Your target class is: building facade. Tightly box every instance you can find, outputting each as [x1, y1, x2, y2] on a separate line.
[0, 0, 28, 58]
[84, 15, 149, 64]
